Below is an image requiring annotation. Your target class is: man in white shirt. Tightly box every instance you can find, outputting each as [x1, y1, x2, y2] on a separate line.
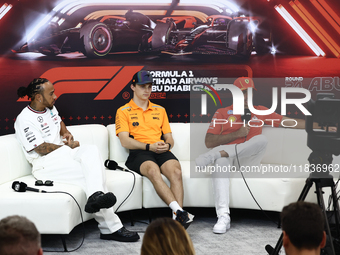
[14, 78, 139, 242]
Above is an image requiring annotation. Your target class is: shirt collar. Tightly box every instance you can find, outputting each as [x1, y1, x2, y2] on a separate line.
[128, 99, 154, 111]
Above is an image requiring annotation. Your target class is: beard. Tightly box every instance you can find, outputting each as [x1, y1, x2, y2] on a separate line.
[42, 96, 54, 110]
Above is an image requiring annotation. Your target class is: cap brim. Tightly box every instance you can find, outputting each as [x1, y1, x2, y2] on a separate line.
[136, 82, 153, 85]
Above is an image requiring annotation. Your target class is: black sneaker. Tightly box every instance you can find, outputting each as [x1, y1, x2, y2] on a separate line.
[175, 210, 194, 229]
[100, 227, 140, 242]
[85, 191, 117, 213]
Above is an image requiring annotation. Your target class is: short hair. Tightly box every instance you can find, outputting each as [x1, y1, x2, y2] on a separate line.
[141, 217, 195, 255]
[281, 201, 324, 250]
[17, 78, 49, 100]
[0, 215, 41, 255]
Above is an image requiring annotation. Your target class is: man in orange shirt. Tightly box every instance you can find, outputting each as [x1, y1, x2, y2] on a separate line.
[196, 77, 308, 234]
[116, 71, 193, 228]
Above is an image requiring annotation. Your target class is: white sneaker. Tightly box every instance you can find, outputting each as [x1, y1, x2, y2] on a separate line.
[213, 214, 231, 234]
[195, 151, 216, 168]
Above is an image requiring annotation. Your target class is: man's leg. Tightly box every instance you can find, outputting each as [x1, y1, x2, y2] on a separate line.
[196, 135, 268, 167]
[140, 160, 177, 206]
[140, 160, 193, 228]
[211, 157, 231, 234]
[32, 145, 138, 241]
[160, 159, 183, 207]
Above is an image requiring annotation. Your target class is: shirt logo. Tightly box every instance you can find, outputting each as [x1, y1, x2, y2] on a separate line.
[37, 116, 43, 123]
[228, 116, 236, 123]
[132, 122, 139, 127]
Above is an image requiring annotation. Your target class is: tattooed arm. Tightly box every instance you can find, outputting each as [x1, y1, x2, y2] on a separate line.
[34, 143, 62, 156]
[34, 140, 79, 156]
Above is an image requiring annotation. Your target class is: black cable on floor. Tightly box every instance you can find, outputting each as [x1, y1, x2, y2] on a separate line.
[114, 170, 136, 213]
[235, 144, 279, 227]
[42, 191, 85, 252]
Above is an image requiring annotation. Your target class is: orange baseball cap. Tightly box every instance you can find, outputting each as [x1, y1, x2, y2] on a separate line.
[233, 77, 256, 91]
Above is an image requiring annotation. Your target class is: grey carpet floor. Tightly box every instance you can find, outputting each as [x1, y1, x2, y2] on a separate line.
[41, 208, 285, 255]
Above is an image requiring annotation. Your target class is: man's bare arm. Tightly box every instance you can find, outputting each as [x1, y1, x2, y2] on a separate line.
[205, 126, 250, 148]
[118, 132, 149, 150]
[118, 132, 169, 153]
[59, 121, 80, 148]
[60, 121, 71, 137]
[34, 142, 62, 156]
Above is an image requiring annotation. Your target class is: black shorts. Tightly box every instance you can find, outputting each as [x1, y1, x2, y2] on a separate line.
[125, 150, 178, 175]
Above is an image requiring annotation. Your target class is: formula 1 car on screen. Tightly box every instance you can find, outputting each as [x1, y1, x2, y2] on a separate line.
[151, 15, 268, 59]
[14, 11, 268, 60]
[15, 11, 156, 58]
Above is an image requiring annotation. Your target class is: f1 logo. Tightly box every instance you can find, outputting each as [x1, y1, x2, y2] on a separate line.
[17, 66, 144, 102]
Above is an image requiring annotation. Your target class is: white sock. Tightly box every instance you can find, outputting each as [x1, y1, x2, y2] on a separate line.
[169, 201, 183, 218]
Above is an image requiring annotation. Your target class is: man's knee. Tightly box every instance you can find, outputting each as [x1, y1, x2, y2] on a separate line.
[171, 167, 182, 181]
[215, 157, 230, 166]
[253, 135, 268, 150]
[143, 166, 162, 181]
[161, 161, 182, 181]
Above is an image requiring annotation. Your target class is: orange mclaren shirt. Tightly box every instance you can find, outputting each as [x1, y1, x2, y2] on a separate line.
[115, 99, 172, 144]
[207, 105, 283, 145]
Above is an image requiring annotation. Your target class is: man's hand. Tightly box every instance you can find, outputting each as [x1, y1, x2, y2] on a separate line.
[62, 132, 73, 142]
[150, 141, 168, 154]
[236, 126, 250, 138]
[63, 133, 79, 149]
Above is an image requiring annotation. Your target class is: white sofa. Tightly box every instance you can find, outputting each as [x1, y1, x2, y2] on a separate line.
[1, 123, 338, 235]
[0, 124, 143, 235]
[109, 123, 338, 211]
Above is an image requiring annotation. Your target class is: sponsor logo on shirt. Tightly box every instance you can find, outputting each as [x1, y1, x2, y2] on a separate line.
[131, 117, 138, 120]
[28, 137, 36, 143]
[37, 116, 43, 123]
[228, 116, 237, 123]
[153, 117, 159, 120]
[132, 122, 139, 127]
[25, 131, 33, 137]
[227, 110, 233, 114]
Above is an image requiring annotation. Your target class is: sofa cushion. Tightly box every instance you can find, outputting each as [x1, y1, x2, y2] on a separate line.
[0, 175, 91, 234]
[67, 124, 109, 161]
[0, 134, 32, 185]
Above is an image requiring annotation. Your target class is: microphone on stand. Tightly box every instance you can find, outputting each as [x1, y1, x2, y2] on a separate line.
[241, 108, 251, 142]
[104, 160, 131, 172]
[12, 181, 47, 193]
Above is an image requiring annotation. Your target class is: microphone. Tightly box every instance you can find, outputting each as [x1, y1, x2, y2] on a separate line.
[241, 108, 251, 122]
[265, 244, 275, 255]
[12, 181, 47, 193]
[104, 160, 131, 172]
[241, 108, 251, 142]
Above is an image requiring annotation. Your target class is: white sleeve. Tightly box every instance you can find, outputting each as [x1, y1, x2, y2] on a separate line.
[15, 116, 45, 152]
